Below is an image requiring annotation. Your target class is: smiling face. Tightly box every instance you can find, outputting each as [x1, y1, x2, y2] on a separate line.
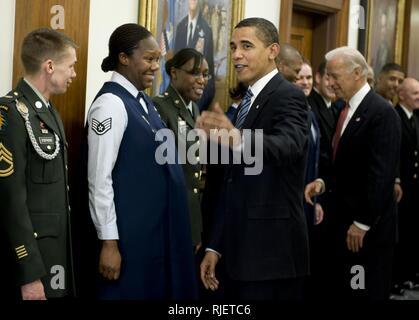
[295, 63, 313, 97]
[48, 46, 77, 95]
[326, 57, 363, 101]
[121, 36, 161, 91]
[376, 70, 405, 101]
[315, 72, 336, 101]
[230, 26, 278, 86]
[171, 57, 209, 103]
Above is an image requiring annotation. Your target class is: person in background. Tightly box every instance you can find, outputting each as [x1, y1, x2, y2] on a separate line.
[375, 62, 405, 105]
[367, 65, 375, 88]
[392, 78, 419, 294]
[0, 28, 77, 300]
[326, 47, 401, 300]
[296, 60, 314, 97]
[276, 43, 303, 83]
[295, 60, 324, 226]
[153, 48, 209, 253]
[174, 0, 215, 111]
[86, 23, 197, 299]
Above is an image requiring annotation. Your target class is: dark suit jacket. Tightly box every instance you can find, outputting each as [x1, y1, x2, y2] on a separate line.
[332, 89, 401, 246]
[209, 72, 310, 282]
[174, 13, 215, 110]
[394, 105, 419, 233]
[153, 85, 203, 246]
[307, 89, 339, 191]
[304, 111, 321, 225]
[0, 79, 73, 299]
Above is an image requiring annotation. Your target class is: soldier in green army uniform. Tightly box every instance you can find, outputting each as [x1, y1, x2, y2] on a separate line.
[153, 48, 209, 252]
[0, 28, 77, 300]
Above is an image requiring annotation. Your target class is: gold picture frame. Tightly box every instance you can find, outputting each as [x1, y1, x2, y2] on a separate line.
[365, 0, 405, 76]
[139, 0, 245, 109]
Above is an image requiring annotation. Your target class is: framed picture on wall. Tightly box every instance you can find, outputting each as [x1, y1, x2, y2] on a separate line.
[361, 0, 405, 76]
[139, 0, 245, 109]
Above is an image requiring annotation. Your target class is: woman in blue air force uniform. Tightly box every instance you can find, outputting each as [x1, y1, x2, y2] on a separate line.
[86, 23, 197, 299]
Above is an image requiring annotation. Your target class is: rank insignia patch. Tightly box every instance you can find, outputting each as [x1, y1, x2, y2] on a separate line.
[0, 108, 7, 132]
[0, 142, 14, 177]
[15, 245, 28, 260]
[92, 118, 112, 135]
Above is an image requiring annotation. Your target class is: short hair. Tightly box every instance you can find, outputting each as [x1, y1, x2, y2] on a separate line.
[317, 60, 327, 77]
[379, 63, 405, 76]
[165, 48, 205, 77]
[235, 18, 279, 47]
[325, 46, 369, 78]
[21, 28, 77, 75]
[102, 23, 152, 72]
[277, 43, 303, 65]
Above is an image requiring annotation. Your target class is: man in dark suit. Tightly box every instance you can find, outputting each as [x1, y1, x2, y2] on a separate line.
[197, 17, 310, 300]
[308, 61, 340, 196]
[174, 0, 215, 111]
[326, 47, 401, 300]
[0, 28, 77, 300]
[393, 78, 419, 288]
[375, 62, 405, 106]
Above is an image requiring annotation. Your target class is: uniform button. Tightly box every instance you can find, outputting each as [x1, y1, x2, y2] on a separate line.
[65, 165, 68, 171]
[195, 172, 200, 178]
[67, 186, 70, 191]
[193, 188, 198, 194]
[196, 156, 200, 162]
[68, 206, 71, 212]
[415, 151, 418, 156]
[415, 163, 418, 168]
[414, 174, 418, 179]
[34, 232, 38, 238]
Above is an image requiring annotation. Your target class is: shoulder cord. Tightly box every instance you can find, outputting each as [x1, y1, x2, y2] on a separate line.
[15, 100, 60, 160]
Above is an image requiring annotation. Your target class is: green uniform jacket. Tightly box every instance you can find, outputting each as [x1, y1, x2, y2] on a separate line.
[0, 79, 74, 299]
[153, 86, 203, 246]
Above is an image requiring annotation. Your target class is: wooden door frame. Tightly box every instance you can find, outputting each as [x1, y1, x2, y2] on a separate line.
[280, 0, 349, 48]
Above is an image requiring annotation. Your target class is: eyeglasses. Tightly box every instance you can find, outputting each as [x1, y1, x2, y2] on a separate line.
[178, 68, 212, 80]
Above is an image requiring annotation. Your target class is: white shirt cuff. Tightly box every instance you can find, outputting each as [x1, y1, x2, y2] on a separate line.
[97, 223, 119, 240]
[205, 248, 222, 258]
[354, 221, 370, 231]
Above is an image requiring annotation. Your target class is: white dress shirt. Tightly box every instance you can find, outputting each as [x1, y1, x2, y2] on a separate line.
[87, 71, 148, 240]
[399, 103, 414, 119]
[341, 82, 370, 135]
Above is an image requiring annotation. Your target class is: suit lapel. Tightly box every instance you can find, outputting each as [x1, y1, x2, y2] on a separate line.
[16, 79, 63, 139]
[242, 73, 282, 129]
[396, 105, 419, 145]
[339, 89, 373, 143]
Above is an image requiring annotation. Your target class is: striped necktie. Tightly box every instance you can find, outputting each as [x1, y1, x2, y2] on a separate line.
[234, 89, 253, 129]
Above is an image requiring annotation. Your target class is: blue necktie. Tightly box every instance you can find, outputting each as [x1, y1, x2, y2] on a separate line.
[234, 89, 253, 129]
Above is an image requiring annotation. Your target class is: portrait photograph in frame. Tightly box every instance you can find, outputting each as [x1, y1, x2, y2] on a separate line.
[139, 0, 245, 109]
[360, 0, 405, 76]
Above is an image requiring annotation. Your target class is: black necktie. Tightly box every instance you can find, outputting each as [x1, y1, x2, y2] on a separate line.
[188, 22, 193, 46]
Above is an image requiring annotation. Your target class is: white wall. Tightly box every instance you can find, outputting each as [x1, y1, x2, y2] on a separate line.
[85, 0, 139, 112]
[245, 0, 280, 28]
[348, 0, 360, 49]
[0, 0, 15, 96]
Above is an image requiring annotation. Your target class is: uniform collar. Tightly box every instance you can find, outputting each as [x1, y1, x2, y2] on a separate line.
[23, 78, 49, 107]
